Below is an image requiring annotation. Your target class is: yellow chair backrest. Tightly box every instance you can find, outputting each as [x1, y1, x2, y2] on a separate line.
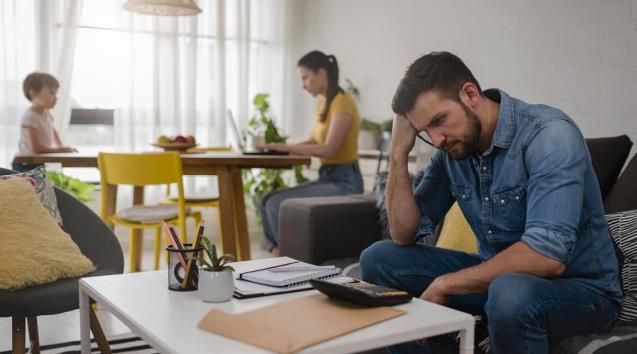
[98, 152, 188, 235]
[98, 152, 183, 186]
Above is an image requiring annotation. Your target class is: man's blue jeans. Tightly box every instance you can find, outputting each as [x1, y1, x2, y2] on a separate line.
[360, 240, 619, 354]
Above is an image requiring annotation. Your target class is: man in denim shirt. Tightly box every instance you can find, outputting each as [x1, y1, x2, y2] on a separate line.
[360, 52, 622, 354]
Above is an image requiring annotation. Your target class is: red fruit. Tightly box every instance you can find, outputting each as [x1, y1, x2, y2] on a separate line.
[173, 135, 187, 143]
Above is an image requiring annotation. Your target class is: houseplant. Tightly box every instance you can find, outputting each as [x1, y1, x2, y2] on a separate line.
[345, 78, 383, 149]
[243, 93, 308, 217]
[197, 237, 235, 302]
[46, 171, 94, 202]
[359, 118, 382, 149]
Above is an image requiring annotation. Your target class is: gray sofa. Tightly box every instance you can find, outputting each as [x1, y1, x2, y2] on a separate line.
[279, 135, 637, 353]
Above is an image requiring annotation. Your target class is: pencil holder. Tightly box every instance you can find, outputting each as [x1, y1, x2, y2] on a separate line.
[166, 243, 203, 291]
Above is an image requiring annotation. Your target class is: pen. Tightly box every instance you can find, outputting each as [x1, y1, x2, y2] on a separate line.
[269, 266, 336, 273]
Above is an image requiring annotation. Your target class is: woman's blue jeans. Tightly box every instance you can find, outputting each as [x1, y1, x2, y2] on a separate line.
[360, 240, 619, 354]
[259, 162, 364, 249]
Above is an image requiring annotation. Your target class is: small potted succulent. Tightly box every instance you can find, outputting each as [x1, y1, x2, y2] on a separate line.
[197, 237, 235, 302]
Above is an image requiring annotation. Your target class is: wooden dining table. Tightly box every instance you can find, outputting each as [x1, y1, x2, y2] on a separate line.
[14, 152, 311, 268]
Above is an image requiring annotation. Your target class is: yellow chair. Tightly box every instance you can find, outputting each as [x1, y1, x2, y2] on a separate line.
[98, 152, 202, 272]
[160, 146, 231, 223]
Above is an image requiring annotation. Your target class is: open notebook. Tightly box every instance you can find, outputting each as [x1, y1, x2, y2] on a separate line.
[238, 261, 342, 287]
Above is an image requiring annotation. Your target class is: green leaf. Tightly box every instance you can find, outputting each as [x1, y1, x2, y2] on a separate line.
[46, 171, 94, 202]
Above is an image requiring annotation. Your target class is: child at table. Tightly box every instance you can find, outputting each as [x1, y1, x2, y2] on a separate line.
[12, 72, 76, 172]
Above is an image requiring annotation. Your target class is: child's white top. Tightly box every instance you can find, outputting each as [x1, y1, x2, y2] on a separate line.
[16, 107, 55, 155]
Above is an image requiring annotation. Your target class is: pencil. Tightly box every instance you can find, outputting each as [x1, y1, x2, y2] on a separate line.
[181, 221, 204, 288]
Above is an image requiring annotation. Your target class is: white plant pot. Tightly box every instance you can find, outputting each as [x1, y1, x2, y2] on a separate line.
[197, 269, 234, 303]
[358, 130, 378, 150]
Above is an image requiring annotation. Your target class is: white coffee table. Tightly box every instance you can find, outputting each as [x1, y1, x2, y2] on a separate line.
[79, 257, 474, 354]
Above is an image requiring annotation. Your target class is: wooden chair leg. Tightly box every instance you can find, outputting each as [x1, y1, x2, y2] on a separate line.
[12, 316, 26, 354]
[89, 306, 112, 354]
[27, 316, 40, 354]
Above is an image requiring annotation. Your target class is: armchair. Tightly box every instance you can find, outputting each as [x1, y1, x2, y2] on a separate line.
[0, 167, 124, 354]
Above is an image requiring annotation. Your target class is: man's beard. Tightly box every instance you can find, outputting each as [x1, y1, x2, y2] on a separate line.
[444, 102, 481, 160]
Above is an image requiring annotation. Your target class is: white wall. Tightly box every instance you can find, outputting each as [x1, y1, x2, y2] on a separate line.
[285, 0, 637, 157]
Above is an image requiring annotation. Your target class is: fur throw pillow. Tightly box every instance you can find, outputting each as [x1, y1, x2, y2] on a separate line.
[0, 178, 95, 290]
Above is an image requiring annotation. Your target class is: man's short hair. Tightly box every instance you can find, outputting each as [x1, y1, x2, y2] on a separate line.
[392, 51, 482, 115]
[23, 72, 59, 101]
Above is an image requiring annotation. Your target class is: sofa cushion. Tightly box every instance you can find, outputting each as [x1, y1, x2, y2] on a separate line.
[607, 209, 637, 322]
[585, 135, 632, 200]
[605, 153, 637, 213]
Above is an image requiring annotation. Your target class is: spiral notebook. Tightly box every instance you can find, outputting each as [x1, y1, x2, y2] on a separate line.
[238, 261, 342, 287]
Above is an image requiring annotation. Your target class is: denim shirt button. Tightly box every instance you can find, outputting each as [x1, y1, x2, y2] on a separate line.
[487, 229, 494, 235]
[451, 191, 455, 197]
[462, 194, 467, 199]
[514, 195, 520, 201]
[484, 196, 490, 202]
[481, 166, 488, 171]
[500, 199, 506, 204]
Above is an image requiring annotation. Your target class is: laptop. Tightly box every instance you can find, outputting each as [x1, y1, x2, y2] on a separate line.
[226, 109, 289, 156]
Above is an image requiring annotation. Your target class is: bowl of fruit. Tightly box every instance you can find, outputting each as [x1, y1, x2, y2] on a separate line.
[152, 135, 197, 152]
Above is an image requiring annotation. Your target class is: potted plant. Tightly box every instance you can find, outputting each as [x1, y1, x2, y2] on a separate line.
[197, 237, 236, 302]
[243, 93, 308, 218]
[359, 118, 382, 149]
[46, 171, 95, 202]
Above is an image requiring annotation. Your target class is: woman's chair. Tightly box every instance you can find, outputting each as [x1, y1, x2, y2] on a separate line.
[98, 152, 202, 272]
[0, 167, 124, 354]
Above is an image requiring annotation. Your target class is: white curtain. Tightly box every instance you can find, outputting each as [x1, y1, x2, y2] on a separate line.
[66, 0, 292, 201]
[0, 0, 82, 168]
[0, 0, 293, 176]
[66, 0, 289, 151]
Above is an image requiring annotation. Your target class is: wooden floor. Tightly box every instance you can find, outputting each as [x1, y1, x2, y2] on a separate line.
[0, 205, 272, 352]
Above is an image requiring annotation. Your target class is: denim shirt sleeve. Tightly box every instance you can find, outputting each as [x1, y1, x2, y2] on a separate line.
[413, 150, 454, 241]
[521, 119, 587, 263]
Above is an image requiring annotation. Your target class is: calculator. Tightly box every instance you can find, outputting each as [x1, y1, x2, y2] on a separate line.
[310, 279, 412, 307]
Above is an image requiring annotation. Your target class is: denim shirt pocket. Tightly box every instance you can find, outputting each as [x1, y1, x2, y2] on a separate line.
[492, 185, 527, 230]
[450, 183, 471, 205]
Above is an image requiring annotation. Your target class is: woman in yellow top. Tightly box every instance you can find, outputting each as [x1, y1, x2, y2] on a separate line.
[258, 50, 364, 256]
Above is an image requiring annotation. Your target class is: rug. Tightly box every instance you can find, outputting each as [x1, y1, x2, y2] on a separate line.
[0, 333, 157, 354]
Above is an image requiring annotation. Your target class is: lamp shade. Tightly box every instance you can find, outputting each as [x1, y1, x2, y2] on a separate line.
[123, 0, 202, 16]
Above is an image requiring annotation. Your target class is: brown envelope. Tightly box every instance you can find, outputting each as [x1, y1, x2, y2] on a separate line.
[198, 294, 406, 353]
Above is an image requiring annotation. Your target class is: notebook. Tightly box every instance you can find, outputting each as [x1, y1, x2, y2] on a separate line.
[234, 275, 354, 299]
[238, 261, 342, 287]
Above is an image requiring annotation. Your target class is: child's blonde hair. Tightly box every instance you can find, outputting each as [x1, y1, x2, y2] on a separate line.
[23, 72, 59, 101]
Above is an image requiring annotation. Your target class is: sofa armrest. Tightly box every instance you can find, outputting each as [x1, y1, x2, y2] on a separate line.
[279, 193, 382, 264]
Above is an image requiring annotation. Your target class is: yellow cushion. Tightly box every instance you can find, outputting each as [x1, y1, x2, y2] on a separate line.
[0, 178, 95, 290]
[436, 202, 478, 254]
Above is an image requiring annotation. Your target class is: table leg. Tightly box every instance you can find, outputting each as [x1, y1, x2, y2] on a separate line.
[79, 284, 91, 354]
[217, 168, 238, 258]
[458, 322, 475, 354]
[230, 167, 251, 260]
[131, 186, 144, 272]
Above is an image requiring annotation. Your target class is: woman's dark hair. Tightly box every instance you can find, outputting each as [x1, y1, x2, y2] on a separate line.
[392, 51, 482, 116]
[298, 50, 344, 123]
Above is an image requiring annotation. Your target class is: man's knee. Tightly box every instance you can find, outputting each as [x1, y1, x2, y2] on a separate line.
[360, 240, 395, 282]
[486, 273, 538, 328]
